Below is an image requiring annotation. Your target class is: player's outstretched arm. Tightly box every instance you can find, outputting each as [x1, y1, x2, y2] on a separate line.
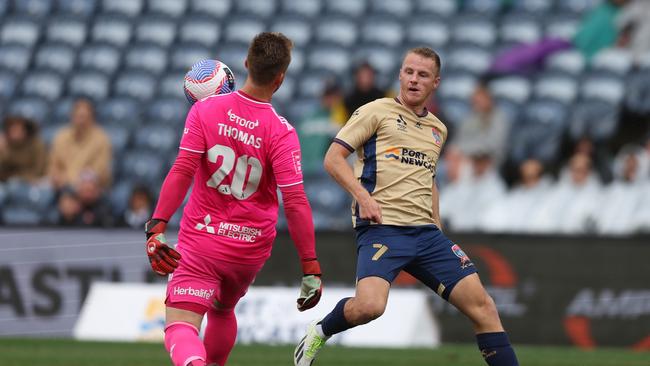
[324, 143, 382, 224]
[280, 183, 322, 311]
[143, 149, 201, 275]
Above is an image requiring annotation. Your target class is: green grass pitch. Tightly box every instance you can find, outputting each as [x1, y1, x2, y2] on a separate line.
[0, 338, 648, 366]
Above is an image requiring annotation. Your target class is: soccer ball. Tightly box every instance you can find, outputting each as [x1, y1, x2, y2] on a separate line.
[183, 59, 236, 104]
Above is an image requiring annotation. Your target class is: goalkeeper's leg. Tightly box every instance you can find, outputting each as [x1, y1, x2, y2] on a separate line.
[165, 306, 207, 366]
[204, 306, 237, 366]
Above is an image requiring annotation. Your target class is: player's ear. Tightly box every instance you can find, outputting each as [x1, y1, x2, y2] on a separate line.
[433, 76, 441, 89]
[244, 59, 249, 70]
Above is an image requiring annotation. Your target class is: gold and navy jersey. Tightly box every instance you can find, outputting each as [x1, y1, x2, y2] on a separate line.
[334, 97, 448, 227]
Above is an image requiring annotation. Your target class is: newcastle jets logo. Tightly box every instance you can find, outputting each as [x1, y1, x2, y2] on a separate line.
[195, 214, 215, 234]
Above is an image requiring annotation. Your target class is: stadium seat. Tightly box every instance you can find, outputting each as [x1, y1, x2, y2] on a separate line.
[234, 0, 277, 19]
[108, 180, 133, 217]
[533, 73, 578, 104]
[452, 17, 497, 48]
[56, 0, 98, 18]
[212, 42, 247, 74]
[489, 75, 532, 104]
[273, 75, 295, 104]
[1, 17, 41, 48]
[414, 0, 456, 17]
[500, 15, 542, 45]
[591, 48, 633, 76]
[569, 100, 619, 142]
[285, 96, 320, 122]
[580, 75, 625, 104]
[50, 96, 75, 124]
[0, 71, 18, 101]
[97, 97, 141, 125]
[8, 97, 50, 125]
[104, 125, 130, 155]
[13, 0, 54, 19]
[1, 205, 43, 225]
[438, 72, 477, 100]
[77, 42, 122, 75]
[369, 0, 412, 18]
[68, 70, 111, 100]
[315, 16, 358, 48]
[40, 123, 63, 145]
[624, 71, 650, 115]
[158, 72, 187, 99]
[134, 124, 177, 153]
[124, 43, 169, 75]
[445, 45, 492, 75]
[134, 16, 177, 47]
[0, 44, 32, 74]
[34, 42, 75, 75]
[146, 97, 188, 127]
[169, 42, 212, 71]
[45, 16, 87, 47]
[189, 0, 232, 19]
[544, 14, 580, 40]
[223, 17, 265, 45]
[512, 0, 553, 15]
[406, 18, 449, 49]
[557, 0, 601, 15]
[0, 0, 7, 18]
[148, 0, 188, 18]
[354, 45, 399, 78]
[545, 49, 586, 75]
[113, 71, 157, 102]
[179, 16, 221, 47]
[120, 149, 166, 185]
[438, 96, 472, 128]
[510, 99, 567, 164]
[462, 0, 502, 16]
[20, 70, 65, 102]
[307, 46, 351, 75]
[101, 0, 143, 18]
[271, 17, 311, 48]
[5, 180, 55, 209]
[325, 0, 367, 17]
[280, 0, 321, 18]
[361, 17, 404, 48]
[286, 45, 305, 76]
[92, 15, 133, 47]
[304, 178, 349, 215]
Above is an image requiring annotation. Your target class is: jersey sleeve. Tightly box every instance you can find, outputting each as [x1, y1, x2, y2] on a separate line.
[179, 104, 206, 153]
[333, 103, 380, 152]
[270, 121, 304, 188]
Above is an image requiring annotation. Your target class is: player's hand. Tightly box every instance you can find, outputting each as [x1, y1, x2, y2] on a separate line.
[145, 219, 181, 276]
[297, 259, 322, 312]
[358, 195, 382, 224]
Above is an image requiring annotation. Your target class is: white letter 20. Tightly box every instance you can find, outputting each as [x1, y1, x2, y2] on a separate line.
[206, 144, 262, 200]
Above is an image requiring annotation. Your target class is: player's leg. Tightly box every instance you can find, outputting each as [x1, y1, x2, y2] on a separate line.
[203, 260, 263, 366]
[165, 306, 207, 366]
[406, 226, 518, 366]
[449, 274, 518, 366]
[295, 226, 412, 366]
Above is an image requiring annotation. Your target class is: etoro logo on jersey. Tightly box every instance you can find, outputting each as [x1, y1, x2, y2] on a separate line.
[384, 146, 435, 173]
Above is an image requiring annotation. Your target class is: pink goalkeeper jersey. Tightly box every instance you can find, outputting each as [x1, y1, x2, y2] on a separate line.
[177, 91, 303, 265]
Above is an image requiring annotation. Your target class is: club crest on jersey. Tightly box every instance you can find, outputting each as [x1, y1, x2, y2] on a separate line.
[432, 128, 442, 146]
[451, 244, 474, 269]
[396, 114, 407, 132]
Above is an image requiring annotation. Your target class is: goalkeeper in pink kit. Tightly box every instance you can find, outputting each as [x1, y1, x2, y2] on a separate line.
[144, 32, 322, 366]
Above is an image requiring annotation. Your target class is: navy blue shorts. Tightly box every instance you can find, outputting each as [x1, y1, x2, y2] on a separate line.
[355, 224, 477, 300]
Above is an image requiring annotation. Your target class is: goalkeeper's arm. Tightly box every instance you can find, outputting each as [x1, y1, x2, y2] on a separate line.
[281, 183, 322, 311]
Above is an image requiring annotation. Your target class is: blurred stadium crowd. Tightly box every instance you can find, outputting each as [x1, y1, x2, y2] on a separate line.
[0, 0, 649, 235]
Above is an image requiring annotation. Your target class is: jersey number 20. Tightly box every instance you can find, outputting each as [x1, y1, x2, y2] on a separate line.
[206, 144, 262, 200]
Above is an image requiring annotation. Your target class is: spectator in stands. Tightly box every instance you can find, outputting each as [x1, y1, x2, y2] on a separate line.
[122, 185, 154, 229]
[616, 0, 650, 63]
[573, 0, 628, 61]
[343, 61, 386, 118]
[57, 187, 83, 226]
[48, 97, 112, 191]
[454, 82, 510, 167]
[529, 152, 601, 234]
[440, 150, 506, 231]
[0, 116, 47, 183]
[75, 170, 113, 227]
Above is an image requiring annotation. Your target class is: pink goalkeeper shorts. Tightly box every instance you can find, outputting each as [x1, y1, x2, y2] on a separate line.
[165, 247, 264, 314]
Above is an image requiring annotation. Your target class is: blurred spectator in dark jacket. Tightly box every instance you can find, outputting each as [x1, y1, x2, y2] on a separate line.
[57, 187, 83, 226]
[48, 98, 112, 190]
[57, 170, 113, 227]
[0, 116, 47, 183]
[343, 61, 386, 118]
[453, 82, 510, 167]
[122, 185, 153, 229]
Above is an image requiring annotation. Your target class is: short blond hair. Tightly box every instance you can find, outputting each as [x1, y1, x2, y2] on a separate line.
[406, 47, 441, 74]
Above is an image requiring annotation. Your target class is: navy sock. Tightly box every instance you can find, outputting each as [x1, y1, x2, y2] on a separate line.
[320, 297, 353, 336]
[476, 332, 519, 366]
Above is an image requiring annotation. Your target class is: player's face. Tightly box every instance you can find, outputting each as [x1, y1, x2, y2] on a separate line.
[399, 53, 440, 107]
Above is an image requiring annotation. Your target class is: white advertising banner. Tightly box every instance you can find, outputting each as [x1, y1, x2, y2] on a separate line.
[74, 282, 440, 348]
